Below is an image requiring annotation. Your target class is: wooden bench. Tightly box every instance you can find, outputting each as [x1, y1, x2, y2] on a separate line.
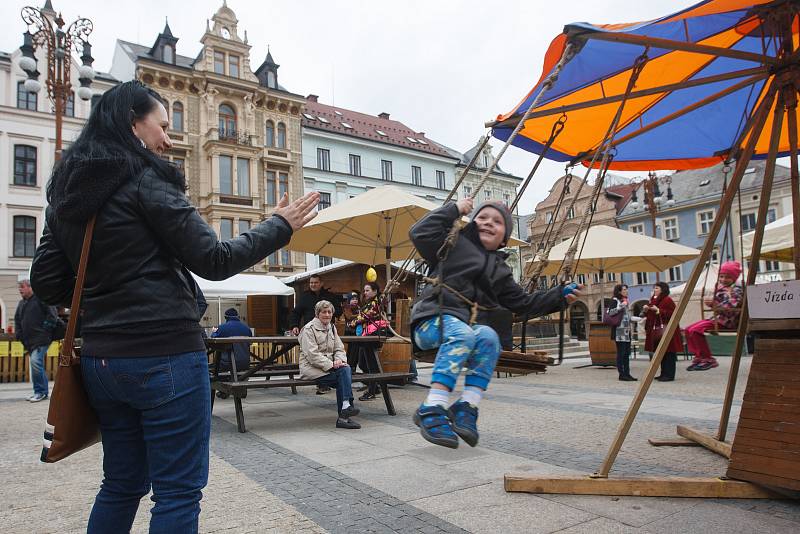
[212, 369, 412, 432]
[414, 349, 553, 376]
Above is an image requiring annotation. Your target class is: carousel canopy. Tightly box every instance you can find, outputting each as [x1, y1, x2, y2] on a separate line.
[491, 0, 797, 171]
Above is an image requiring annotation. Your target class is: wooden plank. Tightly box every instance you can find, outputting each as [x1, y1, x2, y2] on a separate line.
[676, 425, 732, 459]
[503, 475, 781, 498]
[739, 406, 800, 424]
[648, 437, 700, 447]
[749, 318, 800, 332]
[745, 385, 800, 401]
[727, 468, 800, 492]
[737, 417, 800, 436]
[735, 426, 800, 445]
[731, 444, 800, 462]
[728, 452, 800, 479]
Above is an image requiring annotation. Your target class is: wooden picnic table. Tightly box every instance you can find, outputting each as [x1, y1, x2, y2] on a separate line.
[206, 336, 412, 432]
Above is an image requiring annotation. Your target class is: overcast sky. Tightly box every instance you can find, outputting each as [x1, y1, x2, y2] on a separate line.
[2, 0, 682, 214]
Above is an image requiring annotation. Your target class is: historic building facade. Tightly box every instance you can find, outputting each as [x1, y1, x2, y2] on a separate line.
[110, 2, 307, 275]
[0, 2, 118, 331]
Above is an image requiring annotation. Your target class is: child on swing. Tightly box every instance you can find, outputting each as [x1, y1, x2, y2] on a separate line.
[685, 260, 743, 371]
[409, 197, 582, 448]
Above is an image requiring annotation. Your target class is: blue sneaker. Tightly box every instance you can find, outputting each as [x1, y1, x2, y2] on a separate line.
[448, 400, 479, 447]
[413, 404, 459, 449]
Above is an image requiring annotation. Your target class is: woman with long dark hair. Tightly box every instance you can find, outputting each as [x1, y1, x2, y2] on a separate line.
[30, 80, 318, 533]
[642, 281, 683, 381]
[349, 281, 388, 400]
[607, 284, 640, 381]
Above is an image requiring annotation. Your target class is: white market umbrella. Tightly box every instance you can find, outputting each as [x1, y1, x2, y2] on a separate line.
[742, 214, 794, 263]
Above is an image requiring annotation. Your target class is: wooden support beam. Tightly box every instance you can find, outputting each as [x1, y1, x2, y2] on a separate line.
[487, 67, 768, 129]
[592, 80, 778, 478]
[504, 474, 782, 498]
[718, 89, 785, 442]
[575, 30, 778, 65]
[677, 425, 733, 459]
[648, 437, 700, 447]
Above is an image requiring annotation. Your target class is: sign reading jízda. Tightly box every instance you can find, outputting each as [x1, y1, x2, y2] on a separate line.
[748, 280, 800, 319]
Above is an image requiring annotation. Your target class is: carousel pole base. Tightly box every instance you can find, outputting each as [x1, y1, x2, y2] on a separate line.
[504, 474, 782, 498]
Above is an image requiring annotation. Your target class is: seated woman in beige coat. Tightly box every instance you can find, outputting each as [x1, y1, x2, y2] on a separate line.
[299, 300, 361, 429]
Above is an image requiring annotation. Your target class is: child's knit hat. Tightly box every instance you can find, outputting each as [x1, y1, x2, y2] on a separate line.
[471, 201, 513, 246]
[719, 260, 741, 280]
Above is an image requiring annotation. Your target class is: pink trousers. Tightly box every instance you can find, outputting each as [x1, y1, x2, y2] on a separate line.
[685, 319, 717, 364]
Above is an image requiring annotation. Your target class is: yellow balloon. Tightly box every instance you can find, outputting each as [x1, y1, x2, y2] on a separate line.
[366, 267, 377, 282]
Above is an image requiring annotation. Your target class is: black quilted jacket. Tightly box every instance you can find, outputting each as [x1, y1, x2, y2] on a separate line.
[31, 165, 292, 358]
[409, 202, 565, 328]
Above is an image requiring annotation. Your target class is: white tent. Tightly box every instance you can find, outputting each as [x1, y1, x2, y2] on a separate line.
[742, 213, 794, 262]
[192, 273, 294, 298]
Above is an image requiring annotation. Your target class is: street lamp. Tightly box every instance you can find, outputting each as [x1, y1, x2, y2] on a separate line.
[629, 172, 676, 281]
[18, 6, 94, 161]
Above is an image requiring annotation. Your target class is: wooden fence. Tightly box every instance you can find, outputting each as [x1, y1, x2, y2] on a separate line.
[0, 340, 60, 382]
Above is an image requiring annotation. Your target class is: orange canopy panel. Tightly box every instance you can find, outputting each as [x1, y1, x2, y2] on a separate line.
[492, 0, 796, 170]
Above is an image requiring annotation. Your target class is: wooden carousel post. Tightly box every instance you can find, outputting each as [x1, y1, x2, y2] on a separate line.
[716, 90, 786, 443]
[590, 81, 778, 479]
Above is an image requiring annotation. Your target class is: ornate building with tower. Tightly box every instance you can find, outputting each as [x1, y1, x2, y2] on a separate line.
[110, 1, 307, 275]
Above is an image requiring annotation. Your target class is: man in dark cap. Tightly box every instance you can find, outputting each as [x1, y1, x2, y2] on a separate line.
[211, 308, 252, 398]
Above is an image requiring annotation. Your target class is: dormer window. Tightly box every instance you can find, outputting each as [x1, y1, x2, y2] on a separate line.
[162, 45, 174, 64]
[228, 55, 240, 78]
[267, 71, 276, 88]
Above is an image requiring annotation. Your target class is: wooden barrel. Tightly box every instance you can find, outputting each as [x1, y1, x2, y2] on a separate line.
[378, 336, 412, 373]
[588, 322, 617, 367]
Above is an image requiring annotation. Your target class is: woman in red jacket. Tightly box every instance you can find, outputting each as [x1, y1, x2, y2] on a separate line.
[642, 281, 683, 382]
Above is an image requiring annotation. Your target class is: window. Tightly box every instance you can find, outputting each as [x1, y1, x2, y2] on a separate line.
[220, 218, 233, 240]
[318, 255, 333, 268]
[381, 160, 393, 181]
[592, 273, 600, 284]
[228, 55, 240, 78]
[740, 213, 756, 232]
[236, 158, 250, 197]
[577, 274, 586, 285]
[629, 223, 644, 234]
[636, 272, 649, 285]
[281, 250, 291, 266]
[172, 102, 183, 131]
[436, 170, 446, 190]
[607, 272, 616, 281]
[484, 189, 491, 201]
[503, 193, 511, 206]
[13, 215, 37, 257]
[463, 185, 472, 197]
[765, 260, 780, 272]
[767, 208, 777, 224]
[277, 123, 287, 148]
[662, 217, 679, 240]
[238, 219, 251, 235]
[218, 104, 236, 138]
[266, 171, 277, 205]
[349, 154, 361, 176]
[13, 145, 37, 186]
[319, 192, 331, 210]
[219, 155, 233, 194]
[566, 207, 575, 219]
[163, 45, 174, 64]
[278, 172, 288, 199]
[545, 211, 553, 223]
[267, 251, 278, 266]
[411, 166, 422, 186]
[62, 92, 75, 117]
[173, 157, 184, 171]
[667, 265, 683, 282]
[317, 148, 330, 170]
[698, 209, 715, 235]
[214, 51, 225, 74]
[710, 247, 721, 264]
[266, 71, 276, 88]
[265, 121, 274, 147]
[17, 81, 37, 110]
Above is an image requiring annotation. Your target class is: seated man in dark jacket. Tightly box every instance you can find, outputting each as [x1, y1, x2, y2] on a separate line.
[409, 199, 582, 449]
[212, 308, 252, 398]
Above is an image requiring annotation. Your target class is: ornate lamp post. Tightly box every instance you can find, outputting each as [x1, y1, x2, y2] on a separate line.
[629, 171, 675, 281]
[18, 5, 95, 161]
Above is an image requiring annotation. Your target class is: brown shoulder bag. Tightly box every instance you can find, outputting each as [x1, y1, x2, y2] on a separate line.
[41, 216, 100, 463]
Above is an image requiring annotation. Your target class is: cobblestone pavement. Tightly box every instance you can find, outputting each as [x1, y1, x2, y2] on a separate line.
[1, 355, 798, 533]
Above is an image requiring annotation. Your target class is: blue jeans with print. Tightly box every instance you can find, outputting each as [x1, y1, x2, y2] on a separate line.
[81, 350, 211, 534]
[29, 345, 49, 396]
[413, 315, 501, 391]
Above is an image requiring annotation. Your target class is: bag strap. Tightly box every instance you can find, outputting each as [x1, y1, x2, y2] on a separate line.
[59, 216, 97, 367]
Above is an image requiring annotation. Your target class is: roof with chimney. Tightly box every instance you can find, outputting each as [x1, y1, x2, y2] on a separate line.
[302, 96, 455, 159]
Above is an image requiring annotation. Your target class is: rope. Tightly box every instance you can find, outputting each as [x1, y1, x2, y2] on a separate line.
[422, 276, 493, 324]
[509, 114, 568, 213]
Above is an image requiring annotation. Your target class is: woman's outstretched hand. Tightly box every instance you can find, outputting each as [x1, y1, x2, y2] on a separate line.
[274, 191, 320, 231]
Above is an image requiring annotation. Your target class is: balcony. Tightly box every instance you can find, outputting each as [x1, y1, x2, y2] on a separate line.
[216, 128, 256, 147]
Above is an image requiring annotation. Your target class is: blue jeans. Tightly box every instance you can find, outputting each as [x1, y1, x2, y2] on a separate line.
[413, 315, 501, 391]
[316, 366, 354, 414]
[81, 351, 211, 534]
[29, 345, 49, 396]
